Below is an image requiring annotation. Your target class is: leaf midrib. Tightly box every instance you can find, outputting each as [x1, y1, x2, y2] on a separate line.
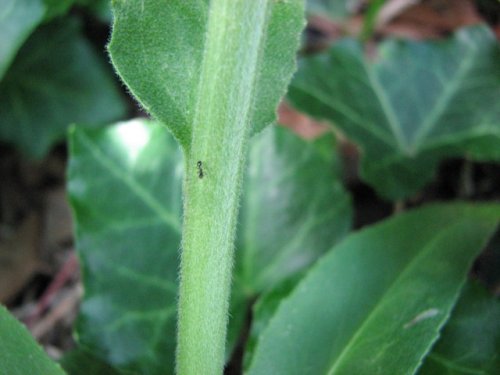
[76, 131, 181, 233]
[362, 58, 407, 151]
[191, 0, 272, 157]
[411, 44, 478, 152]
[325, 217, 473, 375]
[291, 83, 397, 150]
[366, 126, 500, 172]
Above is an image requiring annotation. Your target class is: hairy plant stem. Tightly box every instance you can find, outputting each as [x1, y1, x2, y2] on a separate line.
[176, 1, 273, 374]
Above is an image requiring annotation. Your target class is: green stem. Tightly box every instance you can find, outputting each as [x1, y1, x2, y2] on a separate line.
[361, 0, 387, 42]
[176, 1, 274, 373]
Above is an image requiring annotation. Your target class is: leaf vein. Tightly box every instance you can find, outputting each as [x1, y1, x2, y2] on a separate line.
[76, 131, 181, 233]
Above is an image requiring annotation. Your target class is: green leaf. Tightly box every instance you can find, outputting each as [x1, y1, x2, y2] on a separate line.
[289, 25, 500, 199]
[246, 203, 500, 375]
[235, 126, 351, 295]
[75, 0, 112, 23]
[0, 305, 66, 375]
[0, 19, 126, 158]
[229, 126, 352, 355]
[418, 281, 500, 375]
[68, 119, 350, 374]
[110, 3, 305, 371]
[60, 348, 124, 375]
[43, 0, 75, 20]
[242, 274, 303, 370]
[306, 0, 357, 20]
[69, 119, 182, 375]
[108, 0, 304, 148]
[0, 0, 45, 80]
[0, 0, 77, 80]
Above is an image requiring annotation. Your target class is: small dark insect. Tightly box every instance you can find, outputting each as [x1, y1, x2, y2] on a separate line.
[197, 160, 204, 179]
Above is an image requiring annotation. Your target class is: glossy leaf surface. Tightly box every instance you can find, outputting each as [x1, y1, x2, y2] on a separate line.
[0, 20, 126, 158]
[108, 0, 304, 147]
[289, 25, 500, 199]
[110, 3, 305, 370]
[230, 126, 352, 352]
[246, 204, 500, 375]
[69, 119, 183, 375]
[235, 126, 351, 295]
[68, 119, 350, 374]
[419, 281, 500, 375]
[0, 305, 66, 375]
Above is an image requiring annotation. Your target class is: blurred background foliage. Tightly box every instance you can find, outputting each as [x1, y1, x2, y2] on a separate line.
[0, 0, 499, 374]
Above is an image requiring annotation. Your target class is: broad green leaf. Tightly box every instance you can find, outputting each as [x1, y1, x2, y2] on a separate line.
[246, 204, 500, 375]
[229, 126, 352, 354]
[289, 25, 500, 199]
[0, 0, 45, 80]
[418, 281, 500, 375]
[68, 119, 351, 374]
[0, 19, 126, 158]
[60, 348, 124, 375]
[108, 0, 304, 148]
[235, 126, 351, 294]
[242, 274, 303, 370]
[0, 0, 76, 80]
[69, 119, 183, 375]
[0, 305, 66, 375]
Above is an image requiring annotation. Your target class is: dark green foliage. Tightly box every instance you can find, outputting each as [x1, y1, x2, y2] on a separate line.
[0, 19, 126, 158]
[289, 25, 500, 199]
